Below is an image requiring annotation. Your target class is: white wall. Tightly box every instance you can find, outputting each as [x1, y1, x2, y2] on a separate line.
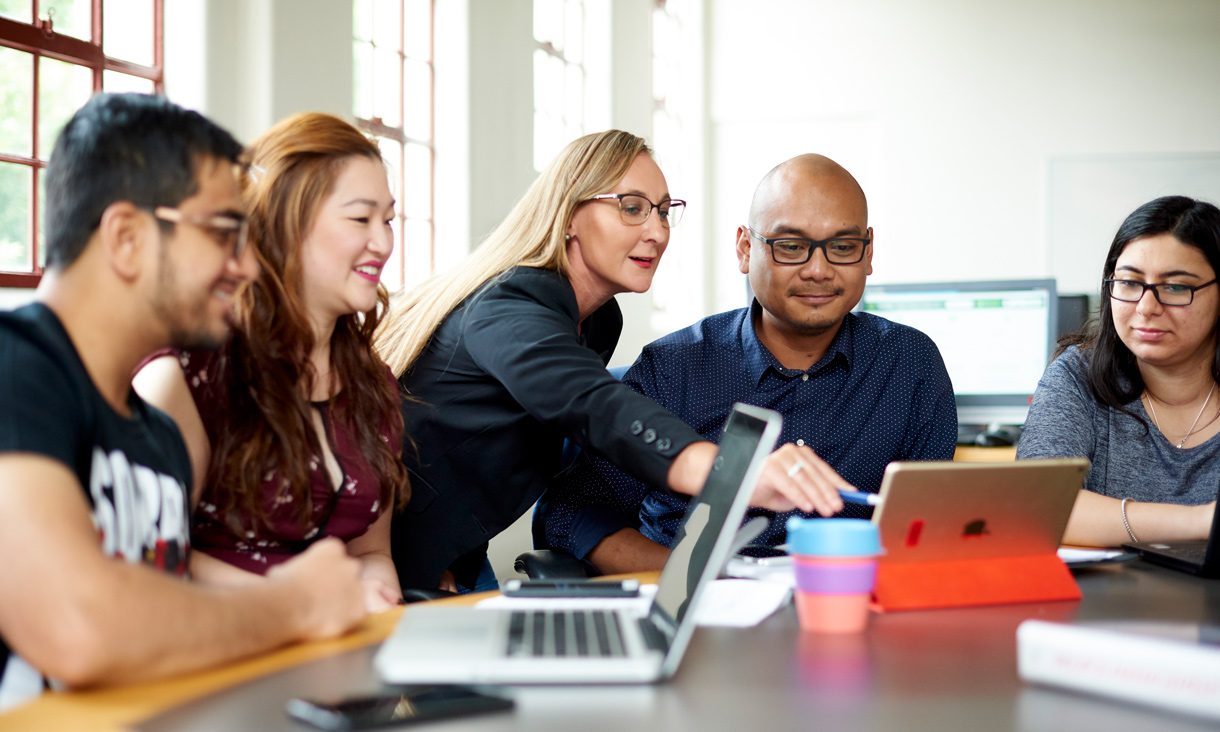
[190, 0, 354, 144]
[707, 0, 1220, 309]
[0, 288, 35, 310]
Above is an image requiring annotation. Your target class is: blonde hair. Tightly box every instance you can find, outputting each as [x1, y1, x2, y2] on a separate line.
[376, 129, 651, 376]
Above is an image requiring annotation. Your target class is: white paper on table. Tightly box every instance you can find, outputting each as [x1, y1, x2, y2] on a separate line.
[693, 579, 792, 627]
[723, 556, 795, 587]
[475, 579, 789, 627]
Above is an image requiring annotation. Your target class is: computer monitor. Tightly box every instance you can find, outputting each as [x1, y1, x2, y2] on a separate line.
[857, 280, 1058, 425]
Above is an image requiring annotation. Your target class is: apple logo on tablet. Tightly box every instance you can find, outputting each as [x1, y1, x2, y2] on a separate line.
[962, 519, 989, 538]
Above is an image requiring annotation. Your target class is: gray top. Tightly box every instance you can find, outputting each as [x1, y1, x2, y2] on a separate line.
[1017, 345, 1220, 505]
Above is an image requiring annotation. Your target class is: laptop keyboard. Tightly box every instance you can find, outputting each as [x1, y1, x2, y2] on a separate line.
[1154, 544, 1209, 564]
[506, 610, 627, 658]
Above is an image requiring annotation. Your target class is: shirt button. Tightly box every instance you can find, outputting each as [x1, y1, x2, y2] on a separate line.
[643, 429, 657, 444]
[656, 437, 671, 451]
[630, 420, 644, 435]
[801, 374, 809, 382]
[796, 439, 805, 447]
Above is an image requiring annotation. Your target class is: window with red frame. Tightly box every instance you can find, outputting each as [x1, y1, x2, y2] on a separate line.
[532, 0, 584, 174]
[0, 0, 163, 288]
[353, 0, 434, 294]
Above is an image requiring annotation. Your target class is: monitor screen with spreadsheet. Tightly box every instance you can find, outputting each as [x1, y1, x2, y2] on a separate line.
[857, 280, 1058, 425]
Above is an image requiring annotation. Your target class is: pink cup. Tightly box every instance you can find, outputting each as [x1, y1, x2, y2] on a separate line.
[787, 518, 881, 634]
[792, 556, 878, 633]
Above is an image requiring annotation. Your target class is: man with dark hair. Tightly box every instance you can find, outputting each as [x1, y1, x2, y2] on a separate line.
[543, 154, 958, 574]
[0, 94, 366, 707]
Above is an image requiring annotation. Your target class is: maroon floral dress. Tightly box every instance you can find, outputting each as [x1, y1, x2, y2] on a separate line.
[178, 349, 398, 574]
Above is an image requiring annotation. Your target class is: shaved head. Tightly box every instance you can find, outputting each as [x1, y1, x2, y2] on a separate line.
[748, 154, 867, 231]
[736, 153, 873, 357]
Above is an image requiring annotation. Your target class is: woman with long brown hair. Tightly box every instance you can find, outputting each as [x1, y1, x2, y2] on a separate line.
[136, 112, 409, 610]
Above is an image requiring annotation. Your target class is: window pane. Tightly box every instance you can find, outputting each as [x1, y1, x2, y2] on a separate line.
[564, 63, 582, 125]
[353, 0, 374, 43]
[403, 58, 431, 142]
[36, 167, 44, 267]
[376, 137, 404, 293]
[38, 57, 93, 159]
[0, 163, 32, 271]
[103, 0, 155, 66]
[372, 46, 401, 127]
[402, 142, 430, 219]
[534, 0, 562, 50]
[563, 0, 582, 65]
[0, 0, 32, 23]
[400, 218, 431, 289]
[103, 71, 155, 94]
[377, 136, 404, 199]
[372, 0, 401, 51]
[546, 53, 565, 115]
[353, 41, 374, 120]
[41, 0, 91, 41]
[533, 110, 562, 172]
[0, 46, 33, 158]
[532, 49, 548, 114]
[403, 0, 431, 60]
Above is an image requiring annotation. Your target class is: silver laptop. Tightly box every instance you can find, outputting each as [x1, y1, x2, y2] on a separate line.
[374, 403, 782, 684]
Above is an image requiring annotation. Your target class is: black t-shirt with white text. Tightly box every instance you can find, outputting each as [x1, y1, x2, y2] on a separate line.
[0, 303, 192, 700]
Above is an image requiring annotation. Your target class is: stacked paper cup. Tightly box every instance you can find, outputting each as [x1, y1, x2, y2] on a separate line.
[786, 517, 882, 633]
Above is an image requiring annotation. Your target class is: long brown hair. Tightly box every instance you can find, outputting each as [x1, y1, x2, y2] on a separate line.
[376, 130, 651, 376]
[212, 112, 409, 530]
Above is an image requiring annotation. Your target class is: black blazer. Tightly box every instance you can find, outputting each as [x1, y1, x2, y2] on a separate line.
[391, 267, 702, 589]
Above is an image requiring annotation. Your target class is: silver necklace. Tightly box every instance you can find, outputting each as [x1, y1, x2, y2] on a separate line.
[1145, 381, 1217, 449]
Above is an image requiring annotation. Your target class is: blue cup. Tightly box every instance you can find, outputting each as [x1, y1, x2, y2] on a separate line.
[786, 517, 882, 557]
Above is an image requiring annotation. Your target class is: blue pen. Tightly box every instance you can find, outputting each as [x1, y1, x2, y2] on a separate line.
[839, 489, 882, 506]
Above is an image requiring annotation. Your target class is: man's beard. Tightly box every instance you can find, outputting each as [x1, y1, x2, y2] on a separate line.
[150, 242, 232, 351]
[784, 285, 845, 335]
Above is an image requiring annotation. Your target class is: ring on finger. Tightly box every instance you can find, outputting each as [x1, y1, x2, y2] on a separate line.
[786, 461, 805, 478]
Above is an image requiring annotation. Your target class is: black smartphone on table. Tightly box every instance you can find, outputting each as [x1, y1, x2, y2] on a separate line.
[286, 686, 514, 730]
[501, 578, 640, 598]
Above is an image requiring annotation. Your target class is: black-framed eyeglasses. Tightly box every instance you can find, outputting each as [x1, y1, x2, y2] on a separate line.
[585, 193, 686, 228]
[1104, 278, 1218, 306]
[150, 205, 249, 259]
[746, 226, 871, 265]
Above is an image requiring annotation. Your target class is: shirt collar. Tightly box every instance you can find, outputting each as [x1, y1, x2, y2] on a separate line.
[740, 299, 855, 385]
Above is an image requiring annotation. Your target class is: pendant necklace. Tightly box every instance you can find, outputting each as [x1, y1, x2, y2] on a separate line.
[1145, 381, 1217, 449]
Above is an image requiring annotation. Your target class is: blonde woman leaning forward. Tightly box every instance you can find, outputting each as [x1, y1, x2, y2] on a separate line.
[377, 130, 850, 593]
[1019, 196, 1220, 546]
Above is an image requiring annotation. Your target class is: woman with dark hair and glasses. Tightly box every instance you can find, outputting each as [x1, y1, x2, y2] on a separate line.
[375, 130, 845, 593]
[1019, 195, 1220, 547]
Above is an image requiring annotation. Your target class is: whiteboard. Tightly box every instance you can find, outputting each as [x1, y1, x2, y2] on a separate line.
[1046, 153, 1220, 295]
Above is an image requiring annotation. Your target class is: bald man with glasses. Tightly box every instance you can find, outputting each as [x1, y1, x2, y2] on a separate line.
[542, 154, 958, 574]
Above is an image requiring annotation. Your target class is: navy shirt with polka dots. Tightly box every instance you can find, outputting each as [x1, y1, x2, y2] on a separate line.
[543, 301, 958, 559]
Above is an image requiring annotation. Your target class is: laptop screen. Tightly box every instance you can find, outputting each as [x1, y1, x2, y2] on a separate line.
[652, 407, 771, 626]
